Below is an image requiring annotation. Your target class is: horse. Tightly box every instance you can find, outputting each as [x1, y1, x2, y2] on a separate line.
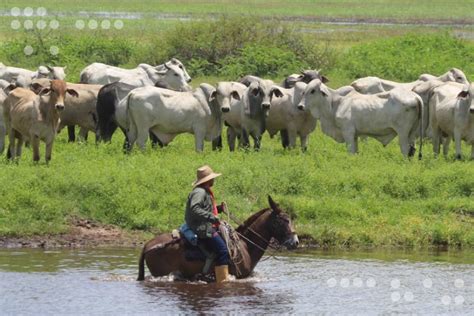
[137, 196, 299, 281]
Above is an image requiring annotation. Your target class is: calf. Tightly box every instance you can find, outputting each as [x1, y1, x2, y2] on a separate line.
[0, 63, 66, 87]
[3, 80, 78, 162]
[298, 79, 423, 157]
[125, 84, 221, 152]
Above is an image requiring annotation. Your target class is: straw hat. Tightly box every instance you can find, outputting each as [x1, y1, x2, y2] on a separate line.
[192, 165, 222, 187]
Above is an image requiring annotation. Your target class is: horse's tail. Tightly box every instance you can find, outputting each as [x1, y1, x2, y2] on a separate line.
[137, 246, 146, 281]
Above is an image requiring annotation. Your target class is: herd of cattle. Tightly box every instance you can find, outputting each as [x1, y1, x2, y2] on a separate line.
[0, 59, 473, 163]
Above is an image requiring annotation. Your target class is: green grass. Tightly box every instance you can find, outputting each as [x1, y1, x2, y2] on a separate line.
[0, 129, 473, 250]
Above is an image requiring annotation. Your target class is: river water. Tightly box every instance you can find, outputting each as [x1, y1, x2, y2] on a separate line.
[0, 248, 472, 315]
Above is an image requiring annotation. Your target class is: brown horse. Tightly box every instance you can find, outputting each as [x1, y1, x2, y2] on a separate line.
[137, 196, 299, 281]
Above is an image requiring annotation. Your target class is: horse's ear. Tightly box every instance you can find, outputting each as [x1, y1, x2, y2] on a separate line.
[268, 195, 281, 214]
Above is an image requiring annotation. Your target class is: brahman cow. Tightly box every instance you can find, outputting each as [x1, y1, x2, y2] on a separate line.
[298, 79, 423, 158]
[351, 68, 468, 94]
[282, 69, 329, 88]
[428, 82, 474, 159]
[80, 58, 191, 90]
[31, 79, 102, 142]
[0, 63, 66, 87]
[210, 81, 247, 151]
[239, 79, 283, 150]
[95, 59, 192, 144]
[0, 79, 10, 153]
[124, 83, 221, 152]
[3, 80, 78, 162]
[266, 82, 317, 150]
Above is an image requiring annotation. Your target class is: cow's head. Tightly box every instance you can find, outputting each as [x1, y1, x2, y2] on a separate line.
[210, 82, 242, 113]
[297, 79, 331, 118]
[249, 80, 283, 112]
[457, 83, 474, 113]
[154, 59, 192, 92]
[448, 68, 468, 84]
[39, 80, 79, 111]
[46, 65, 67, 80]
[301, 69, 329, 84]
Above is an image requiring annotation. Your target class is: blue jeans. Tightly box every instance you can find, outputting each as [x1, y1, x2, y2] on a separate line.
[200, 232, 230, 266]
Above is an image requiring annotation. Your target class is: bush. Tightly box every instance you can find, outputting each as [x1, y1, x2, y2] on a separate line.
[338, 32, 474, 81]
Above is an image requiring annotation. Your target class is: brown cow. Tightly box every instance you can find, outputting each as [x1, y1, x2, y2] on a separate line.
[31, 79, 102, 142]
[3, 80, 78, 163]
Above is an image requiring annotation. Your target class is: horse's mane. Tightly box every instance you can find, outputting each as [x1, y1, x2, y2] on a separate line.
[236, 208, 271, 233]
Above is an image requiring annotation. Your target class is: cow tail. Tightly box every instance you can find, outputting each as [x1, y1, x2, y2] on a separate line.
[416, 94, 423, 160]
[137, 246, 146, 281]
[124, 92, 136, 151]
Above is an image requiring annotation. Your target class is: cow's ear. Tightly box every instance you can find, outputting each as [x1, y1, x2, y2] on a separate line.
[272, 87, 284, 98]
[321, 75, 329, 83]
[320, 85, 330, 98]
[251, 87, 260, 96]
[30, 82, 44, 94]
[231, 90, 241, 101]
[67, 89, 79, 98]
[458, 90, 469, 99]
[39, 88, 51, 96]
[4, 84, 16, 94]
[209, 90, 217, 102]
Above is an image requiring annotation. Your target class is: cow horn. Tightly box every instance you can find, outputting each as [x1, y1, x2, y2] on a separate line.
[164, 63, 171, 70]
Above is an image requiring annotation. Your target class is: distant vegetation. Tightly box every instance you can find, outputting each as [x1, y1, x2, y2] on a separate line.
[1, 16, 472, 84]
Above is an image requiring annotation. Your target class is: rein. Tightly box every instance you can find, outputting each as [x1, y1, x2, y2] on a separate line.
[222, 207, 279, 252]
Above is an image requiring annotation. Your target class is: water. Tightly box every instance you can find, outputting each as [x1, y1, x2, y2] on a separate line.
[0, 248, 472, 315]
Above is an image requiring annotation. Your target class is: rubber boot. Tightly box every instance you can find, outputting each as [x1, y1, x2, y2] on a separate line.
[215, 265, 229, 283]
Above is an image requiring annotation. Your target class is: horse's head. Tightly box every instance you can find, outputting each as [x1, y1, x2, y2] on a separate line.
[268, 195, 299, 250]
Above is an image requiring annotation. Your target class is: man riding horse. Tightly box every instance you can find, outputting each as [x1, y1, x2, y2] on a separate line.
[185, 165, 230, 283]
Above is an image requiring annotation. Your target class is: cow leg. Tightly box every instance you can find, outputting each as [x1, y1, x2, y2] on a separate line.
[31, 135, 40, 162]
[442, 137, 451, 157]
[398, 132, 411, 157]
[287, 128, 297, 149]
[135, 129, 150, 151]
[342, 129, 357, 154]
[149, 132, 164, 149]
[280, 130, 289, 149]
[78, 127, 89, 142]
[300, 134, 309, 152]
[454, 130, 463, 160]
[212, 135, 222, 151]
[45, 141, 53, 163]
[15, 133, 23, 159]
[67, 126, 76, 143]
[194, 132, 205, 152]
[7, 130, 16, 160]
[227, 127, 236, 152]
[470, 144, 474, 160]
[254, 135, 261, 151]
[432, 128, 441, 157]
[241, 129, 250, 149]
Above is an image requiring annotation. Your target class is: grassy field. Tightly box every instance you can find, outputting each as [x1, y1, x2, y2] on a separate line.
[0, 130, 473, 249]
[0, 2, 473, 249]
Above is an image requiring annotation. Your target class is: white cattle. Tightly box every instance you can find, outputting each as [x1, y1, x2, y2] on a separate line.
[210, 81, 247, 151]
[239, 79, 283, 150]
[124, 84, 221, 152]
[266, 82, 316, 150]
[80, 58, 191, 91]
[0, 79, 9, 153]
[0, 63, 66, 87]
[429, 82, 474, 159]
[351, 68, 468, 94]
[282, 69, 329, 88]
[298, 79, 423, 157]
